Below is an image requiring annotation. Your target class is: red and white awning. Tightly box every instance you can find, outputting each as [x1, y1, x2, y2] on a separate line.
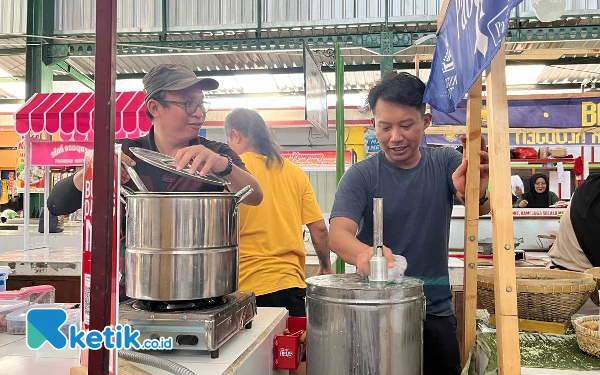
[15, 92, 152, 141]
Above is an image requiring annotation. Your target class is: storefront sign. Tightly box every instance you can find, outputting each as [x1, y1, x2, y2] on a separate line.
[30, 141, 93, 166]
[425, 132, 600, 146]
[512, 208, 565, 217]
[432, 97, 600, 129]
[281, 150, 351, 171]
[424, 0, 522, 112]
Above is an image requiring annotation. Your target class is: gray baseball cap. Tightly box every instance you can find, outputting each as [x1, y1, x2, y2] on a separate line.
[143, 64, 219, 102]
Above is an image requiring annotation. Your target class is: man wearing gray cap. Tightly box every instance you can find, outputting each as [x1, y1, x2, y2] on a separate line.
[47, 64, 263, 300]
[48, 63, 263, 214]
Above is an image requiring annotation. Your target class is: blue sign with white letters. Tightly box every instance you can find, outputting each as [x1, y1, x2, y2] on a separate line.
[424, 0, 523, 113]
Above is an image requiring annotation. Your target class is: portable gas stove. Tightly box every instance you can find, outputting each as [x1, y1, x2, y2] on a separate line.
[119, 291, 257, 358]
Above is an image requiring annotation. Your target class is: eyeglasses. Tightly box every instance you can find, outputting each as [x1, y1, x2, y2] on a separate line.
[156, 99, 211, 115]
[534, 182, 547, 187]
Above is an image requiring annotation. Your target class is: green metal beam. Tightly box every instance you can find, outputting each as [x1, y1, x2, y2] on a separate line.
[334, 43, 345, 275]
[505, 26, 600, 42]
[160, 0, 168, 41]
[257, 0, 262, 34]
[53, 61, 95, 90]
[44, 26, 600, 61]
[46, 32, 435, 60]
[25, 0, 53, 99]
[380, 31, 394, 76]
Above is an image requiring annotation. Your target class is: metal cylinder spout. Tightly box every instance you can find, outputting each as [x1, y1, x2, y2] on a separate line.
[369, 198, 387, 287]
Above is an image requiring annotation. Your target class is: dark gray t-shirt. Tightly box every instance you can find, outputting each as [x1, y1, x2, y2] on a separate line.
[330, 147, 463, 316]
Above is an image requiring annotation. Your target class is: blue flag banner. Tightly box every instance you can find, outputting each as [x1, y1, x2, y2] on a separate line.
[424, 0, 523, 113]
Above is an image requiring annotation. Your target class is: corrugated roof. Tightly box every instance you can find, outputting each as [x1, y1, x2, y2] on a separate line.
[0, 87, 17, 99]
[537, 64, 600, 84]
[63, 47, 383, 77]
[0, 54, 25, 77]
[0, 37, 26, 50]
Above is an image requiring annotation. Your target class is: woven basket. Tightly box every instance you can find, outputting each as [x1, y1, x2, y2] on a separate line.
[477, 267, 596, 323]
[573, 315, 600, 358]
[584, 268, 600, 306]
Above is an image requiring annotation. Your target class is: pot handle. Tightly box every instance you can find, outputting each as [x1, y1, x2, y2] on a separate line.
[234, 185, 254, 204]
[121, 161, 148, 192]
[119, 185, 135, 204]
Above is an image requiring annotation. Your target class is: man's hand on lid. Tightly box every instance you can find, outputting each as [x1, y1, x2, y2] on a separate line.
[173, 145, 230, 176]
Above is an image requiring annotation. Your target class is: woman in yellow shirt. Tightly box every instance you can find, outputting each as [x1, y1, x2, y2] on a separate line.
[224, 108, 333, 317]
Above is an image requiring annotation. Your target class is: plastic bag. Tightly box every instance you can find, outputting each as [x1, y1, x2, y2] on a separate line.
[387, 255, 408, 283]
[513, 147, 538, 159]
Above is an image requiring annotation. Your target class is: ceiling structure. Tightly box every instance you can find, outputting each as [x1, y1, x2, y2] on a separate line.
[3, 1, 600, 109]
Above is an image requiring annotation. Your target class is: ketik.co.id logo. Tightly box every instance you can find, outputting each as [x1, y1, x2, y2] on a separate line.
[26, 308, 156, 350]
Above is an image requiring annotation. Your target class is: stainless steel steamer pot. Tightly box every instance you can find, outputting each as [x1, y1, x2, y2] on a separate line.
[306, 273, 425, 375]
[121, 186, 253, 301]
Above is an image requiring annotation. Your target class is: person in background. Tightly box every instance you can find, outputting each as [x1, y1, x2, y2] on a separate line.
[224, 108, 333, 317]
[38, 210, 63, 233]
[514, 173, 559, 208]
[328, 72, 491, 375]
[548, 174, 600, 272]
[511, 175, 524, 205]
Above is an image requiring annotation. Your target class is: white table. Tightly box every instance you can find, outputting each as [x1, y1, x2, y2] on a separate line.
[0, 307, 290, 375]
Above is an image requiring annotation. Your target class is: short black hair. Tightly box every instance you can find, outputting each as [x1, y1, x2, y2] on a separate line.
[366, 71, 426, 115]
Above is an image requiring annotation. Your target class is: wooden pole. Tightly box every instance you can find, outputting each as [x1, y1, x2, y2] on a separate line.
[88, 0, 117, 374]
[433, 0, 487, 367]
[415, 54, 421, 79]
[485, 41, 521, 375]
[462, 76, 482, 366]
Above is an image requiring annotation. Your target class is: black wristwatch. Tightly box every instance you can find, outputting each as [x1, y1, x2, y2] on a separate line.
[216, 154, 234, 177]
[479, 190, 489, 206]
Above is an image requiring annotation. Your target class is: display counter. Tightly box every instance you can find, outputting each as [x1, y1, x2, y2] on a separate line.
[1, 206, 565, 254]
[450, 206, 565, 251]
[0, 223, 81, 253]
[0, 247, 80, 302]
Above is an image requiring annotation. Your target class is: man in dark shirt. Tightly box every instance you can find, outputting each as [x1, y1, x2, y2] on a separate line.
[48, 63, 263, 215]
[328, 72, 490, 375]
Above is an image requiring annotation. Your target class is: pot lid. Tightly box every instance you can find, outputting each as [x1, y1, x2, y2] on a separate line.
[129, 147, 230, 187]
[306, 273, 424, 304]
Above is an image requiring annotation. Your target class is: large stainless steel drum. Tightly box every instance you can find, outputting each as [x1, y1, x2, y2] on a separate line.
[123, 186, 253, 301]
[306, 273, 425, 375]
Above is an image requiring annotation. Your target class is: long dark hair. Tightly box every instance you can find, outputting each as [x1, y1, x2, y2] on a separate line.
[224, 108, 284, 169]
